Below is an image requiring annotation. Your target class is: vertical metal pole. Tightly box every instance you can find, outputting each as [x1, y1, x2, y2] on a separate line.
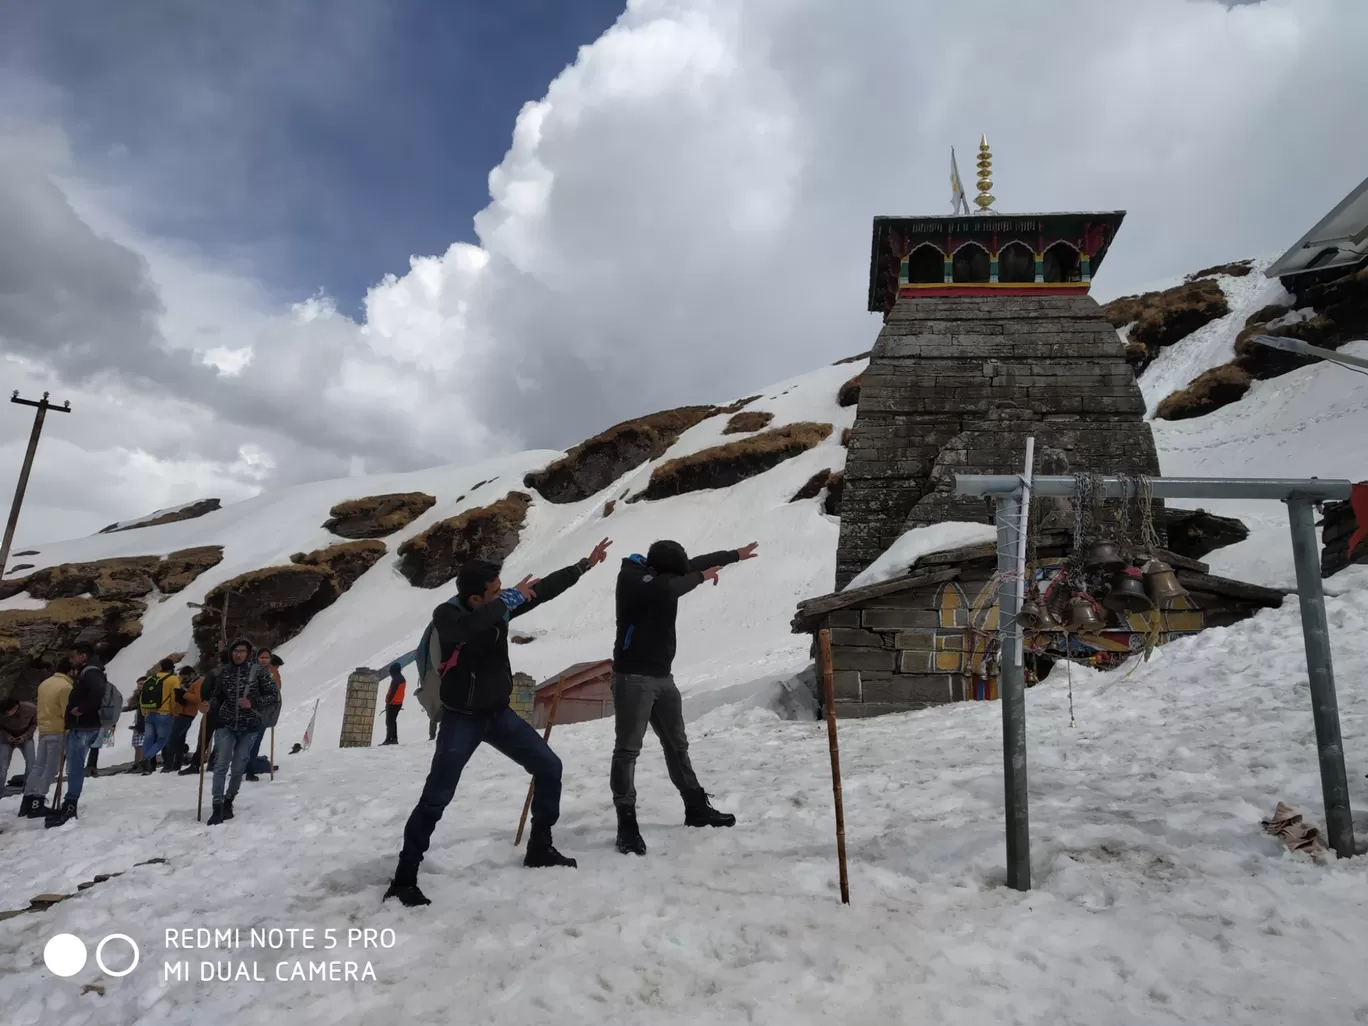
[0, 403, 48, 577]
[1286, 496, 1356, 858]
[1012, 438, 1036, 668]
[996, 491, 1031, 890]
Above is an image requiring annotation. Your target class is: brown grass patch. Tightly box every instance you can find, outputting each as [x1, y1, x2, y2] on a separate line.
[1101, 278, 1229, 375]
[833, 351, 870, 366]
[1155, 363, 1252, 421]
[324, 492, 436, 539]
[525, 406, 720, 504]
[638, 422, 833, 501]
[837, 374, 862, 408]
[603, 499, 616, 518]
[1184, 260, 1253, 282]
[0, 597, 146, 701]
[1245, 302, 1292, 328]
[397, 492, 532, 588]
[155, 546, 225, 594]
[720, 395, 760, 414]
[789, 469, 832, 503]
[291, 540, 387, 591]
[723, 410, 774, 434]
[840, 427, 852, 447]
[823, 470, 844, 517]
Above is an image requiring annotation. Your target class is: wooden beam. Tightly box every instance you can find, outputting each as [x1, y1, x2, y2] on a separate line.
[793, 567, 960, 631]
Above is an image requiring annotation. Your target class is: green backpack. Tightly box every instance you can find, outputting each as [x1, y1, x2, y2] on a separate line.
[137, 673, 168, 713]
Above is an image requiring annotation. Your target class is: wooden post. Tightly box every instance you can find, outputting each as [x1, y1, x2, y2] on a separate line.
[196, 716, 209, 822]
[817, 628, 850, 905]
[52, 733, 67, 809]
[515, 675, 565, 846]
[0, 392, 71, 578]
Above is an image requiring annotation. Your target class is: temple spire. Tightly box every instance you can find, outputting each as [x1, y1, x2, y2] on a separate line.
[975, 134, 996, 213]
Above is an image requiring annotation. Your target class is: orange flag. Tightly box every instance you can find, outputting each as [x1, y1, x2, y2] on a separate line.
[1349, 482, 1368, 559]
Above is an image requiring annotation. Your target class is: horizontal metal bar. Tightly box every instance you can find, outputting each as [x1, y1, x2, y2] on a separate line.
[954, 474, 1354, 502]
[1251, 334, 1368, 373]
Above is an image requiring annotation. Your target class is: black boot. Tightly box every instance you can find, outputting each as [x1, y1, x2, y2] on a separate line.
[615, 805, 647, 856]
[383, 871, 431, 907]
[523, 823, 577, 868]
[44, 797, 77, 829]
[19, 794, 48, 818]
[140, 759, 154, 776]
[222, 797, 235, 821]
[683, 789, 735, 828]
[178, 760, 200, 776]
[207, 802, 226, 826]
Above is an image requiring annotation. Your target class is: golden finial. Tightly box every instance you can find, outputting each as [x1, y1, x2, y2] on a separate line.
[975, 134, 995, 212]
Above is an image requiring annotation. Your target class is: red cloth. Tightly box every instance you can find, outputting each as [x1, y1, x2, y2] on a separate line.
[1349, 482, 1368, 559]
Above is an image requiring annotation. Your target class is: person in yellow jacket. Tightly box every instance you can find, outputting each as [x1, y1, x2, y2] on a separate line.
[136, 658, 180, 775]
[162, 665, 204, 773]
[22, 658, 74, 817]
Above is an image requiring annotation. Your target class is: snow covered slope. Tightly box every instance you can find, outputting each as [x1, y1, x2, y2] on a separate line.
[7, 359, 861, 749]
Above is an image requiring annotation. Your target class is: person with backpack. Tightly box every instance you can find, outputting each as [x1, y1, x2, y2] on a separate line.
[22, 659, 74, 817]
[136, 659, 180, 774]
[381, 663, 405, 745]
[163, 666, 203, 772]
[46, 641, 112, 827]
[202, 637, 279, 825]
[385, 538, 613, 908]
[244, 648, 282, 781]
[609, 539, 758, 856]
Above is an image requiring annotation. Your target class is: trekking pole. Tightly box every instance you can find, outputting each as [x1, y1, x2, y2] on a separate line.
[817, 628, 850, 905]
[195, 716, 208, 822]
[515, 675, 565, 846]
[269, 728, 275, 782]
[52, 732, 67, 809]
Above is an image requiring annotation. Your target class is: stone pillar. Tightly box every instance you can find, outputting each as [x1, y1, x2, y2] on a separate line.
[339, 667, 380, 748]
[509, 671, 537, 726]
[989, 251, 999, 284]
[1033, 252, 1044, 283]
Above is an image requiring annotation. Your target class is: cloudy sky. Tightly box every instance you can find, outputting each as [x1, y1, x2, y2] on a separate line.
[1, 0, 1365, 545]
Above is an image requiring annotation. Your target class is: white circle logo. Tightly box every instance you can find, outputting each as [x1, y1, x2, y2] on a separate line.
[43, 933, 88, 977]
[95, 934, 140, 977]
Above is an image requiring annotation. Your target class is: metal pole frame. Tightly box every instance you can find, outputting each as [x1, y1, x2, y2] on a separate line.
[0, 392, 71, 578]
[956, 470, 1358, 876]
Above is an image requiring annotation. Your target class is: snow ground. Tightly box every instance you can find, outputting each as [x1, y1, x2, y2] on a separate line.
[845, 522, 997, 590]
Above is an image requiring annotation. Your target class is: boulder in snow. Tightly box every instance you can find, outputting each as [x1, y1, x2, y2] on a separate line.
[635, 422, 833, 502]
[396, 491, 532, 589]
[99, 498, 221, 534]
[290, 540, 388, 592]
[322, 492, 437, 540]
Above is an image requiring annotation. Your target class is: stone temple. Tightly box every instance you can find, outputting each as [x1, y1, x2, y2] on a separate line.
[835, 159, 1161, 589]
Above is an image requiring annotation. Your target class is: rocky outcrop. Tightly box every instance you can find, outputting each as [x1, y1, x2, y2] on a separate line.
[525, 407, 721, 504]
[1185, 260, 1253, 282]
[1320, 500, 1366, 578]
[823, 471, 844, 517]
[396, 492, 532, 589]
[723, 411, 774, 434]
[838, 374, 862, 407]
[192, 566, 339, 669]
[1155, 508, 1250, 561]
[635, 423, 833, 502]
[1101, 278, 1230, 376]
[290, 540, 388, 592]
[0, 548, 224, 603]
[0, 598, 145, 702]
[100, 499, 221, 534]
[1155, 364, 1252, 421]
[790, 469, 833, 503]
[322, 492, 436, 539]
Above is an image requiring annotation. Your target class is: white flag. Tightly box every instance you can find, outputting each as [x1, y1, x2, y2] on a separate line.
[301, 699, 319, 752]
[950, 147, 970, 216]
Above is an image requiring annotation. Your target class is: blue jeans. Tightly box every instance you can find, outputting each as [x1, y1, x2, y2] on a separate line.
[396, 706, 562, 880]
[64, 729, 101, 801]
[211, 728, 259, 803]
[141, 713, 174, 761]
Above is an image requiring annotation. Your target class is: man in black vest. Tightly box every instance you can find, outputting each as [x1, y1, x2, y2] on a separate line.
[610, 538, 758, 855]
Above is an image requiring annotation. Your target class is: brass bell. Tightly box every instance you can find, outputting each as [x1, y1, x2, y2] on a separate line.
[1016, 599, 1061, 631]
[1143, 559, 1188, 607]
[1066, 594, 1106, 633]
[1103, 566, 1154, 614]
[1083, 539, 1125, 571]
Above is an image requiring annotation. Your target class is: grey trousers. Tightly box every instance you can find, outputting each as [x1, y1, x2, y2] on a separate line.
[1, 734, 35, 789]
[610, 672, 700, 810]
[24, 734, 60, 798]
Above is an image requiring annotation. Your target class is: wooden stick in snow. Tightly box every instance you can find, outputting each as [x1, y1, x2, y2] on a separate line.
[515, 675, 566, 846]
[818, 628, 851, 905]
[196, 715, 208, 822]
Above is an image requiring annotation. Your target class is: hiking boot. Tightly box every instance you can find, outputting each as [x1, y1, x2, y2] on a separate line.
[523, 824, 577, 869]
[207, 803, 226, 826]
[18, 795, 48, 818]
[683, 788, 735, 828]
[44, 797, 77, 829]
[222, 798, 235, 821]
[383, 872, 431, 906]
[140, 759, 155, 776]
[88, 766, 99, 779]
[615, 805, 647, 856]
[245, 773, 259, 782]
[178, 762, 200, 776]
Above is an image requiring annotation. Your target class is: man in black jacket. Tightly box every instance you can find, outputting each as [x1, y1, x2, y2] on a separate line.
[45, 641, 108, 827]
[202, 637, 280, 825]
[610, 538, 758, 855]
[385, 538, 611, 908]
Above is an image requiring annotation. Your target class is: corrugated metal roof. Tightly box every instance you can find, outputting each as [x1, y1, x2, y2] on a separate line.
[1266, 175, 1368, 279]
[537, 659, 612, 690]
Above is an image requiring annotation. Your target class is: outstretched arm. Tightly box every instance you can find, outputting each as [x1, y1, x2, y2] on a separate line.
[687, 541, 759, 572]
[512, 538, 612, 618]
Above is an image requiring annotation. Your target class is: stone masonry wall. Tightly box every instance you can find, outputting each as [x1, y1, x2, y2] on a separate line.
[836, 295, 1161, 588]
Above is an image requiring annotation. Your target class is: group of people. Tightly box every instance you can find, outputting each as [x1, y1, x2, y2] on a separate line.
[2, 638, 282, 829]
[385, 535, 758, 908]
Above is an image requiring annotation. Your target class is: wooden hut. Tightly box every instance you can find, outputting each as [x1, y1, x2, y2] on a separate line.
[534, 660, 614, 728]
[793, 529, 1286, 719]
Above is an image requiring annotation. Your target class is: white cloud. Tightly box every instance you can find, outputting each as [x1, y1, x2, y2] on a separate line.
[2, 0, 1367, 545]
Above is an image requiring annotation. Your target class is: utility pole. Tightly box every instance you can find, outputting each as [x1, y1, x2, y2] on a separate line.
[0, 392, 71, 578]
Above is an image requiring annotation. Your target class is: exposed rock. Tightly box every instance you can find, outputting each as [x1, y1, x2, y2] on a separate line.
[1156, 508, 1251, 561]
[13, 550, 38, 557]
[0, 598, 145, 702]
[790, 469, 832, 503]
[524, 407, 720, 504]
[833, 351, 871, 366]
[1101, 278, 1230, 375]
[838, 373, 862, 407]
[840, 427, 852, 447]
[8, 564, 33, 573]
[192, 566, 340, 669]
[397, 492, 532, 589]
[154, 547, 226, 594]
[603, 499, 616, 518]
[823, 470, 845, 517]
[721, 395, 761, 413]
[511, 635, 536, 645]
[1155, 364, 1252, 421]
[0, 549, 225, 604]
[290, 540, 387, 592]
[1320, 500, 1367, 578]
[323, 492, 436, 539]
[1184, 260, 1253, 282]
[1234, 267, 1368, 381]
[723, 411, 774, 434]
[636, 423, 833, 502]
[1246, 302, 1292, 328]
[100, 499, 221, 534]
